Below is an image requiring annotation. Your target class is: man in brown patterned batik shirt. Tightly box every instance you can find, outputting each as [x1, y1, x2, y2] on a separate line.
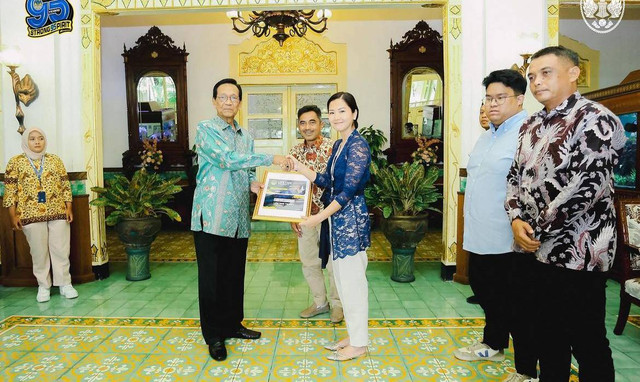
[289, 105, 343, 323]
[505, 46, 626, 382]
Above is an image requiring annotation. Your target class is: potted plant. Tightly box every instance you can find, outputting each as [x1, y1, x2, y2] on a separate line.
[90, 169, 182, 281]
[359, 125, 388, 228]
[365, 161, 441, 282]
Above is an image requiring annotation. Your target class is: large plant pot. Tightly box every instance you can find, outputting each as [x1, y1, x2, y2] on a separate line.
[115, 217, 161, 281]
[381, 214, 429, 283]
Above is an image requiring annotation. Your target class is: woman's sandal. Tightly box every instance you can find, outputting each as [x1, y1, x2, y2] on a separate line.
[326, 348, 367, 361]
[323, 342, 345, 351]
[324, 338, 349, 351]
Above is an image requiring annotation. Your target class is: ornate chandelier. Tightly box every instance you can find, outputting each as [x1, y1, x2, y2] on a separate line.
[226, 10, 332, 46]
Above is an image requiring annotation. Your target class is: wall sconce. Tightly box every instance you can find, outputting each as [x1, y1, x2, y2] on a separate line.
[0, 46, 39, 135]
[511, 53, 532, 77]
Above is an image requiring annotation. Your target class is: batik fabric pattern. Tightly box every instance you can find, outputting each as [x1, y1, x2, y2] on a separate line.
[191, 115, 273, 239]
[289, 137, 333, 215]
[505, 92, 626, 272]
[3, 153, 72, 226]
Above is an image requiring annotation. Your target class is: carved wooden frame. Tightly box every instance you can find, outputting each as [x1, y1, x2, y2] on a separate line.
[122, 26, 190, 174]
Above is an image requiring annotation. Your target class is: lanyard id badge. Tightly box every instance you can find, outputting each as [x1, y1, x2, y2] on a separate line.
[27, 155, 46, 203]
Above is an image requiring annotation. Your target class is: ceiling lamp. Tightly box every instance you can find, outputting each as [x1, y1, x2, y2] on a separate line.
[226, 9, 332, 46]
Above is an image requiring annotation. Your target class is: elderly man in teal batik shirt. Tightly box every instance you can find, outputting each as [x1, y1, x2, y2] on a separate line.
[191, 78, 289, 362]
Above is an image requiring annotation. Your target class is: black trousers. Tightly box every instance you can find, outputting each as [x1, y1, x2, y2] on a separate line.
[194, 230, 248, 343]
[534, 260, 614, 382]
[469, 252, 538, 377]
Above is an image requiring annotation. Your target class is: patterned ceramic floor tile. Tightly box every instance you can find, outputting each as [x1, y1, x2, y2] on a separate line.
[0, 315, 611, 380]
[270, 355, 341, 381]
[367, 328, 402, 356]
[1, 352, 85, 381]
[36, 326, 115, 353]
[403, 354, 484, 381]
[134, 353, 210, 381]
[0, 326, 63, 351]
[339, 354, 408, 382]
[58, 353, 146, 381]
[277, 328, 334, 356]
[0, 350, 26, 371]
[93, 326, 169, 353]
[154, 328, 206, 354]
[106, 229, 444, 262]
[202, 356, 272, 381]
[393, 328, 454, 355]
[226, 329, 278, 357]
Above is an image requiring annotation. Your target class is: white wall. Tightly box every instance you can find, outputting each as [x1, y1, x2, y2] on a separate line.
[560, 18, 640, 89]
[100, 18, 442, 167]
[0, 0, 84, 172]
[457, 0, 548, 166]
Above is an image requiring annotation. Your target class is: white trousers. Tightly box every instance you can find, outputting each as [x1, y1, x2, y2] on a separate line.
[21, 220, 71, 288]
[332, 250, 369, 347]
[298, 225, 341, 308]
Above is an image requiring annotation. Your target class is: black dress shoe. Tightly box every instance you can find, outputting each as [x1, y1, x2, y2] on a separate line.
[228, 327, 261, 340]
[466, 295, 480, 304]
[208, 339, 227, 361]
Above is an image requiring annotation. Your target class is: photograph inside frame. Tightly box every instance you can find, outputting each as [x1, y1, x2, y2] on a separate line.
[253, 171, 312, 223]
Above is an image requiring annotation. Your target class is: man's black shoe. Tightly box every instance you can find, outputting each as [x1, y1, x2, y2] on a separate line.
[208, 339, 227, 361]
[466, 295, 480, 304]
[228, 327, 261, 340]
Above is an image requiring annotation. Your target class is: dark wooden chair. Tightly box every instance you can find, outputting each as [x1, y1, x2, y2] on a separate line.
[614, 199, 640, 335]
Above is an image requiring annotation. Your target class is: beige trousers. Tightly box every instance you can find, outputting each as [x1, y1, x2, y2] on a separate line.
[332, 250, 369, 347]
[21, 219, 71, 288]
[298, 225, 341, 308]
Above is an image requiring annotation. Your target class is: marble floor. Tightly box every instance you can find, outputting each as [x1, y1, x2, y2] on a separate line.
[1, 260, 639, 381]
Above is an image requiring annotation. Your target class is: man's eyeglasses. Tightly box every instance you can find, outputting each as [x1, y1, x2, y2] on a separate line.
[217, 95, 240, 104]
[483, 94, 518, 106]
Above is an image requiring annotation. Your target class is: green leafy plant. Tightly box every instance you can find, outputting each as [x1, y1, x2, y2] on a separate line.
[365, 161, 442, 218]
[90, 169, 183, 226]
[359, 124, 388, 169]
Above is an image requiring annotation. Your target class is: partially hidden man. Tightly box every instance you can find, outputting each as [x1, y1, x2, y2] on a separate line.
[289, 105, 343, 323]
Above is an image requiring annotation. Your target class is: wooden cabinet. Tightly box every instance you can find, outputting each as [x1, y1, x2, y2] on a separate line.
[454, 191, 469, 285]
[385, 20, 444, 164]
[0, 195, 95, 287]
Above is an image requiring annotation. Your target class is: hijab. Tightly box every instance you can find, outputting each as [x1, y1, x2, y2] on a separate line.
[21, 126, 47, 160]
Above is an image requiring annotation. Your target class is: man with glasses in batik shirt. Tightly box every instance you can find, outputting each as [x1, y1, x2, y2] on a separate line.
[191, 78, 290, 362]
[289, 105, 343, 324]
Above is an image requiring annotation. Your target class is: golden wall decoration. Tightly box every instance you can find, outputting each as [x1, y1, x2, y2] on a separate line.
[239, 37, 337, 76]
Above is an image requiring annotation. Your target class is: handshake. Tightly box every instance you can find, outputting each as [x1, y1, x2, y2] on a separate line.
[273, 155, 302, 172]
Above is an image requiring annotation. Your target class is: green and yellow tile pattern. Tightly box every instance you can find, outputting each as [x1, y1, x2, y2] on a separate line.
[106, 230, 444, 263]
[0, 316, 585, 381]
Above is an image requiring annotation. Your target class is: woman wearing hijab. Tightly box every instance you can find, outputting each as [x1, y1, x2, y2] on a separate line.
[3, 127, 77, 302]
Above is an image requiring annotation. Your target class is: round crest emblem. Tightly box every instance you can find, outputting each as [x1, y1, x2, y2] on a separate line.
[33, 0, 44, 11]
[580, 0, 626, 34]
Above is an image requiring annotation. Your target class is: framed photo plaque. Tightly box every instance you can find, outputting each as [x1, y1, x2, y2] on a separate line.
[253, 171, 312, 223]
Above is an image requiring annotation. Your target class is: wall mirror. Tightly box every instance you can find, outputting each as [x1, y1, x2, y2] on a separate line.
[122, 26, 189, 174]
[137, 71, 178, 142]
[386, 21, 444, 164]
[402, 67, 443, 139]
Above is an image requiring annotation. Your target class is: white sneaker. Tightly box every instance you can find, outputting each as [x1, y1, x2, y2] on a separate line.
[60, 285, 78, 299]
[453, 341, 505, 361]
[36, 287, 50, 303]
[502, 373, 538, 382]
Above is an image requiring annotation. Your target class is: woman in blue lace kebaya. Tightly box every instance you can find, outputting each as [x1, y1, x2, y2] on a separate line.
[288, 92, 372, 361]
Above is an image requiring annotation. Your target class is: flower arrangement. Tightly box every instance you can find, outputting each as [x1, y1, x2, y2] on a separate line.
[411, 137, 441, 167]
[139, 138, 163, 171]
